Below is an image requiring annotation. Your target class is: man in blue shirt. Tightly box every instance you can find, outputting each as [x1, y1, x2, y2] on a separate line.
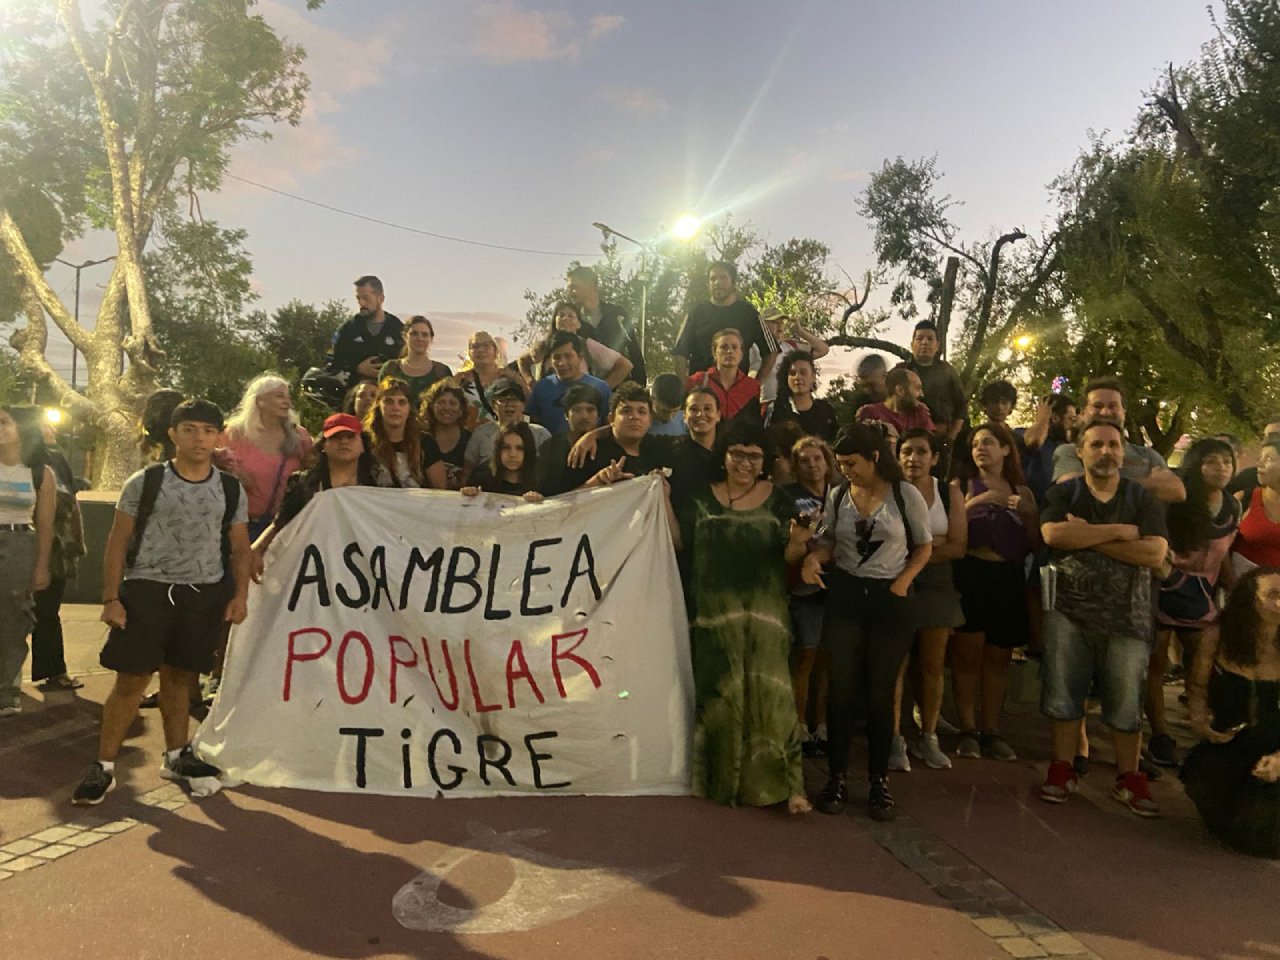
[526, 332, 611, 436]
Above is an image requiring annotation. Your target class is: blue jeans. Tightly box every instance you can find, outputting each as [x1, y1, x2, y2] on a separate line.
[1040, 608, 1150, 733]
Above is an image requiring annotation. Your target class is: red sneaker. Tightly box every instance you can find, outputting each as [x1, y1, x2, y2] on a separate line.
[1039, 760, 1078, 804]
[1112, 771, 1160, 818]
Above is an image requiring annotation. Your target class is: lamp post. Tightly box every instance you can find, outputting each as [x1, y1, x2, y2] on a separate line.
[53, 255, 115, 464]
[590, 218, 700, 359]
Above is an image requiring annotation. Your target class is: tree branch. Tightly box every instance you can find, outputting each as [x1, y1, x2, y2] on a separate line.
[960, 229, 1026, 385]
[921, 227, 987, 276]
[826, 335, 913, 361]
[0, 209, 92, 353]
[10, 283, 97, 421]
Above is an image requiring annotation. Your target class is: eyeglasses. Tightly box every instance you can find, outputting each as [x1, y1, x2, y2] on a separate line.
[727, 450, 765, 466]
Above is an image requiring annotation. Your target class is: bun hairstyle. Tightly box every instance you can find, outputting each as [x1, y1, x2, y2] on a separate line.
[833, 423, 903, 482]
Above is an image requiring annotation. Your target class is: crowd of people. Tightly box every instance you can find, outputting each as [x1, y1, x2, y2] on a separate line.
[2, 263, 1279, 859]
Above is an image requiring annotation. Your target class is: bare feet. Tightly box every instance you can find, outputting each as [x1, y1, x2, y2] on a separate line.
[788, 794, 812, 815]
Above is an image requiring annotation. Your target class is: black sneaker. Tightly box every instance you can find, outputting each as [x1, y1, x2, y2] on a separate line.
[1138, 753, 1164, 781]
[869, 776, 898, 822]
[161, 745, 221, 781]
[816, 774, 848, 815]
[71, 762, 115, 806]
[1147, 733, 1179, 767]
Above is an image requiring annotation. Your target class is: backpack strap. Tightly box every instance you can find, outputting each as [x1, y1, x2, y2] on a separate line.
[831, 480, 851, 528]
[892, 480, 917, 555]
[125, 463, 168, 568]
[219, 470, 241, 575]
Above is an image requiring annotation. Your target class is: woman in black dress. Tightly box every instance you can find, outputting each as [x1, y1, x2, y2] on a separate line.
[1181, 565, 1280, 857]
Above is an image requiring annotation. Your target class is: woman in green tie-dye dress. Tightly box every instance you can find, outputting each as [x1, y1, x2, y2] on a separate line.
[675, 420, 811, 813]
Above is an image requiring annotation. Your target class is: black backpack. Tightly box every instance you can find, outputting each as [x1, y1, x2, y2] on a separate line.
[125, 462, 241, 573]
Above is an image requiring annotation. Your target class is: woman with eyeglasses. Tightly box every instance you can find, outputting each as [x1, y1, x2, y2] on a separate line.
[671, 419, 814, 814]
[803, 424, 932, 820]
[457, 330, 508, 427]
[380, 316, 453, 406]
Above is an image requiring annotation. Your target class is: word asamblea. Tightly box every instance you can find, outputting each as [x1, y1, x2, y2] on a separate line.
[287, 534, 602, 619]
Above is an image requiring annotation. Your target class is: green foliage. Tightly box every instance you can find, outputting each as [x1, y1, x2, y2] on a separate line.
[146, 220, 270, 411]
[519, 218, 855, 378]
[253, 298, 347, 380]
[1054, 0, 1280, 438]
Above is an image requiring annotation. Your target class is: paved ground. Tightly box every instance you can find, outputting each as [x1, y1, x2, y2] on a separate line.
[1, 607, 1278, 960]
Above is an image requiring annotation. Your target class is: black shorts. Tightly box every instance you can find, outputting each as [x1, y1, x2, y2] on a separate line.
[954, 556, 1030, 649]
[99, 579, 230, 675]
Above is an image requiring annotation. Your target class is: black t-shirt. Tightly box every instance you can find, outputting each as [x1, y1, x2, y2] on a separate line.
[1040, 477, 1167, 635]
[560, 434, 674, 491]
[535, 432, 575, 496]
[665, 436, 715, 508]
[770, 398, 839, 442]
[470, 463, 536, 496]
[674, 299, 766, 373]
[1041, 477, 1168, 555]
[424, 431, 470, 490]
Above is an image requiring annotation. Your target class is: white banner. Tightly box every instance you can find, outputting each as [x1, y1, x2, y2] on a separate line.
[194, 476, 694, 798]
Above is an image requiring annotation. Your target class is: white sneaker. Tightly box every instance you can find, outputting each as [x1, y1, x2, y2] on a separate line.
[888, 735, 911, 772]
[935, 715, 961, 736]
[910, 733, 953, 770]
[0, 704, 21, 717]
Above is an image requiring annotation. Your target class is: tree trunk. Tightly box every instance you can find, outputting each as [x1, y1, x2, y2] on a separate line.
[936, 256, 959, 356]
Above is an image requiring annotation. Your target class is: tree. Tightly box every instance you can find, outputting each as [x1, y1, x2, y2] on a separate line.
[0, 0, 308, 485]
[1054, 0, 1280, 438]
[856, 156, 1062, 391]
[254, 298, 348, 380]
[519, 219, 863, 377]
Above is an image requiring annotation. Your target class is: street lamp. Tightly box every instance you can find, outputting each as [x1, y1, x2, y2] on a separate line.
[1014, 334, 1033, 350]
[590, 217, 700, 356]
[53, 255, 115, 464]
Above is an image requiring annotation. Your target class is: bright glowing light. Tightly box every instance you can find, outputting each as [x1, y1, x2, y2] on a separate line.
[1015, 335, 1033, 349]
[44, 408, 63, 425]
[671, 215, 701, 241]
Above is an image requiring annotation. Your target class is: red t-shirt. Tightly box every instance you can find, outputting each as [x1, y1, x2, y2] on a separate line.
[855, 401, 935, 436]
[685, 367, 761, 421]
[1234, 487, 1280, 568]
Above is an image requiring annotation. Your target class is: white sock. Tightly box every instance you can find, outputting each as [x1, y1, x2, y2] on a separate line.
[99, 760, 115, 774]
[165, 747, 183, 764]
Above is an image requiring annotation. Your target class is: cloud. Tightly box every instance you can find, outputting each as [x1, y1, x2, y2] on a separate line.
[598, 85, 670, 118]
[587, 14, 625, 43]
[829, 167, 871, 183]
[230, 0, 393, 188]
[467, 3, 625, 64]
[580, 147, 616, 165]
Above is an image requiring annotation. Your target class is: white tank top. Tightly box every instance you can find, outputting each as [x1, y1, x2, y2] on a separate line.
[0, 461, 36, 525]
[926, 476, 949, 538]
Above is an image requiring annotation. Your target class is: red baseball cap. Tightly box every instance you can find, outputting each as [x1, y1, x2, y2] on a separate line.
[321, 413, 363, 438]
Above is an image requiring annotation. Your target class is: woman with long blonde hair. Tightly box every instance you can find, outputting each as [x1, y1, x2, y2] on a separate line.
[221, 374, 313, 540]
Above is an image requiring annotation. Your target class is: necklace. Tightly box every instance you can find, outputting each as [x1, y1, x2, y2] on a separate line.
[726, 479, 759, 507]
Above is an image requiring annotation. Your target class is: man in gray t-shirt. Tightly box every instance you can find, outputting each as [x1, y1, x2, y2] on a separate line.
[117, 462, 249, 585]
[1049, 378, 1185, 505]
[74, 399, 253, 809]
